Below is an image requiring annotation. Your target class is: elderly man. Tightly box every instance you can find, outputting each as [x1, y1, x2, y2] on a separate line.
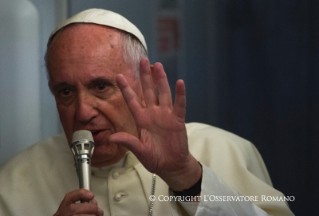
[0, 9, 294, 216]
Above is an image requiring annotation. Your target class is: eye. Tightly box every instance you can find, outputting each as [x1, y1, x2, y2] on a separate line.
[89, 78, 114, 96]
[54, 87, 75, 105]
[61, 88, 71, 96]
[57, 88, 74, 98]
[97, 83, 106, 91]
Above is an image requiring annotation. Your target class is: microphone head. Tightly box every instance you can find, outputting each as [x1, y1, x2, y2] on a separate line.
[71, 130, 94, 157]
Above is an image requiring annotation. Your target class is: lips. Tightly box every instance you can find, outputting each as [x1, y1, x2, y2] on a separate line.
[91, 130, 101, 136]
[90, 129, 109, 143]
[73, 128, 110, 143]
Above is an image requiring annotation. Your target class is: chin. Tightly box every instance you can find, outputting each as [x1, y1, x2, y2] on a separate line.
[91, 146, 126, 167]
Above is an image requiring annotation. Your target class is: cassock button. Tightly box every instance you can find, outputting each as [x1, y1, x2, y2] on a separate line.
[114, 192, 128, 202]
[112, 171, 120, 179]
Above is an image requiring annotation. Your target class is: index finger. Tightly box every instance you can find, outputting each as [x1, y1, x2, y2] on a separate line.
[64, 189, 94, 204]
[116, 74, 143, 116]
[139, 58, 158, 106]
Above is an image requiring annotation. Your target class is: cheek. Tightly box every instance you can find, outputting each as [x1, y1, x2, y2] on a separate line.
[114, 97, 132, 116]
[105, 96, 135, 127]
[57, 105, 73, 123]
[57, 105, 74, 142]
[116, 101, 137, 133]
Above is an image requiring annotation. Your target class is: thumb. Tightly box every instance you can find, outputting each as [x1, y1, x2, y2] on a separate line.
[109, 132, 142, 157]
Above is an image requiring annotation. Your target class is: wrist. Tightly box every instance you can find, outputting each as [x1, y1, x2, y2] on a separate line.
[164, 157, 202, 191]
[172, 163, 202, 197]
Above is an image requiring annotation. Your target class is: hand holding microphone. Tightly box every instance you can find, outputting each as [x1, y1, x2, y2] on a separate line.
[54, 131, 104, 216]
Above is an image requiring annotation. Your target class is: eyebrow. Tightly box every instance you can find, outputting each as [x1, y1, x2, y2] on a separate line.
[51, 77, 115, 93]
[88, 77, 115, 88]
[51, 82, 72, 93]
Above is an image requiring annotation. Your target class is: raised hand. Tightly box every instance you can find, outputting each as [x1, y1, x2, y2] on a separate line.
[110, 58, 201, 191]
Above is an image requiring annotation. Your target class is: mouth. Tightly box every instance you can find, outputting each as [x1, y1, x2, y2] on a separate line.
[90, 129, 108, 142]
[91, 130, 101, 136]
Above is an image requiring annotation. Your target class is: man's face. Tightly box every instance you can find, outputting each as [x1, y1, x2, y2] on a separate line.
[47, 24, 143, 167]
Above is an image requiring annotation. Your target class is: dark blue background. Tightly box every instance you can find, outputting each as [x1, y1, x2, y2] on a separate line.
[184, 1, 319, 214]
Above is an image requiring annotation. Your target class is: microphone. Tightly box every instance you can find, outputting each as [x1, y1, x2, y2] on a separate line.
[71, 130, 95, 193]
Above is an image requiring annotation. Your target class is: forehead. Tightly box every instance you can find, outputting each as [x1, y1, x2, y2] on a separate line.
[49, 24, 122, 56]
[46, 24, 133, 80]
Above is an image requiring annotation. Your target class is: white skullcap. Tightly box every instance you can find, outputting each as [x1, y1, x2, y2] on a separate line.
[49, 8, 147, 51]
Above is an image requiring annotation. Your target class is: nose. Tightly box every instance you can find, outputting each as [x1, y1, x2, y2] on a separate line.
[75, 92, 99, 123]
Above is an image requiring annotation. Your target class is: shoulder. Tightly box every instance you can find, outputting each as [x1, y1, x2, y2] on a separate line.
[0, 133, 73, 183]
[185, 122, 271, 184]
[186, 122, 252, 151]
[0, 134, 77, 215]
[1, 133, 70, 169]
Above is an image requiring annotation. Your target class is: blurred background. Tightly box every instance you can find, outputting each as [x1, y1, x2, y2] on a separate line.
[1, 0, 318, 215]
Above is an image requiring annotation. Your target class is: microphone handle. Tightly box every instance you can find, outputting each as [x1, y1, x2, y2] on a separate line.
[77, 154, 92, 196]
